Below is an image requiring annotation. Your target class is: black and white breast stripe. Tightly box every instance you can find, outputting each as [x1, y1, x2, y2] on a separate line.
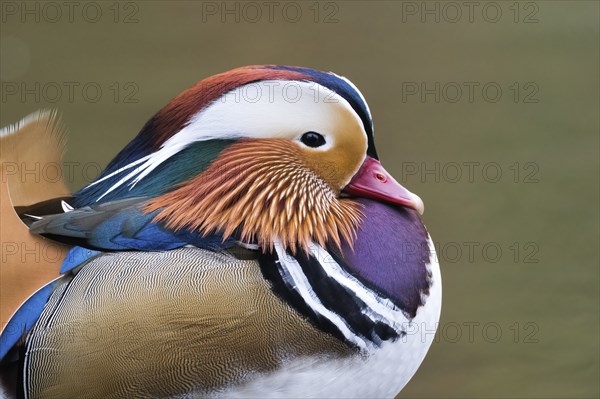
[259, 240, 422, 349]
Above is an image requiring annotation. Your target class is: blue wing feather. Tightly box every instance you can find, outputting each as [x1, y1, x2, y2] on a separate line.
[30, 198, 234, 254]
[0, 281, 57, 360]
[61, 246, 103, 273]
[13, 135, 238, 360]
[4, 206, 233, 360]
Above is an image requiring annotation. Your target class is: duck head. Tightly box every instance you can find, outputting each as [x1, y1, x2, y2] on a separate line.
[65, 65, 440, 353]
[76, 65, 423, 253]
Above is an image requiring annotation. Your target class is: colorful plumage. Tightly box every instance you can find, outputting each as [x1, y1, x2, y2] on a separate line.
[0, 65, 441, 398]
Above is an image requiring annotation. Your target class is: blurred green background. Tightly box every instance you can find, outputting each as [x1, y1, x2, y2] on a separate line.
[1, 1, 598, 398]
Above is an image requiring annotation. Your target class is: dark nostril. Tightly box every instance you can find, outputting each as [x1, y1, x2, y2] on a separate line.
[375, 172, 387, 182]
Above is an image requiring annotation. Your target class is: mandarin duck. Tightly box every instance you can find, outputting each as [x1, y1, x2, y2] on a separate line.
[0, 65, 441, 398]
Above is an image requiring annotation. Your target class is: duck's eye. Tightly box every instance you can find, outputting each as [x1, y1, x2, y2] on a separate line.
[300, 131, 326, 148]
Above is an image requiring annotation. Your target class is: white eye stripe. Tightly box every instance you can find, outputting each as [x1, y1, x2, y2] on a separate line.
[92, 80, 367, 201]
[188, 80, 362, 142]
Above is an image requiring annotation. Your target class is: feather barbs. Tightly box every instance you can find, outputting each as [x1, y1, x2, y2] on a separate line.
[144, 139, 363, 253]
